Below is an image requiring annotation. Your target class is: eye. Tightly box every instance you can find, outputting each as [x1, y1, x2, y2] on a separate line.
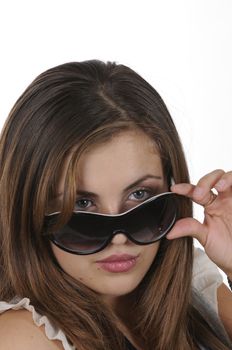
[74, 198, 93, 210]
[129, 189, 151, 201]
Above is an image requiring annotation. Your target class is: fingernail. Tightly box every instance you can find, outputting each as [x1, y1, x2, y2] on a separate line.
[215, 179, 226, 190]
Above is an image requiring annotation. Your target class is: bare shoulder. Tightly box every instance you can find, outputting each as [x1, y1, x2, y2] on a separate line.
[0, 309, 64, 350]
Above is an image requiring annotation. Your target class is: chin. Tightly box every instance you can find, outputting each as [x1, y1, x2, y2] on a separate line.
[97, 276, 142, 296]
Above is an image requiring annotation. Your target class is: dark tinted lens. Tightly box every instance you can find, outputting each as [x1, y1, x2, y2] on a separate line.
[46, 192, 178, 254]
[125, 193, 177, 243]
[49, 213, 109, 254]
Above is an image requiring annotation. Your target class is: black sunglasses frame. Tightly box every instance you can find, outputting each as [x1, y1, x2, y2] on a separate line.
[44, 192, 181, 255]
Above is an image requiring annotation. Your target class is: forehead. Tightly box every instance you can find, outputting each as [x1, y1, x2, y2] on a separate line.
[80, 128, 160, 158]
[76, 129, 163, 182]
[56, 129, 164, 196]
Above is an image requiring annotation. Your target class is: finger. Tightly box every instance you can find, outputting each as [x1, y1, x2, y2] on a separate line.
[170, 183, 194, 196]
[193, 169, 225, 207]
[170, 169, 228, 207]
[166, 217, 208, 246]
[170, 183, 215, 207]
[214, 171, 232, 194]
[171, 183, 213, 204]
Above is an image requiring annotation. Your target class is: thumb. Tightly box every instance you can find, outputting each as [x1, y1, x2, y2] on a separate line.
[166, 217, 208, 246]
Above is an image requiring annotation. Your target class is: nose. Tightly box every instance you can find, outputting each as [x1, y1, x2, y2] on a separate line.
[110, 229, 129, 245]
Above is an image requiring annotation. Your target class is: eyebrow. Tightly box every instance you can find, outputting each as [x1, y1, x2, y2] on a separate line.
[54, 174, 162, 200]
[74, 174, 163, 198]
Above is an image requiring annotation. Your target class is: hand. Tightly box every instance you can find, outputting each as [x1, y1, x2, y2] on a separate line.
[166, 169, 232, 278]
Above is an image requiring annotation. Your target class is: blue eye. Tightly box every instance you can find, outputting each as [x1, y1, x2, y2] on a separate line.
[75, 199, 92, 209]
[74, 188, 154, 211]
[129, 189, 150, 200]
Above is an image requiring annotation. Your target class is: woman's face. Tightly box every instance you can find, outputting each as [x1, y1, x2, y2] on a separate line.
[51, 129, 167, 304]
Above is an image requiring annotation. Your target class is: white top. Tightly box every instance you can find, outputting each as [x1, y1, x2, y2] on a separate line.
[0, 247, 224, 350]
[192, 247, 223, 314]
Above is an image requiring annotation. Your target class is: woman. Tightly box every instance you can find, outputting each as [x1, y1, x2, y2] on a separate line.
[0, 60, 231, 349]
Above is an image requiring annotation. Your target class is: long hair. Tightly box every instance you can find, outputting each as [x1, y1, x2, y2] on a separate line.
[0, 60, 230, 349]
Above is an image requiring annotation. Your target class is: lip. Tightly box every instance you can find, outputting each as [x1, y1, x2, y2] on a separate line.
[96, 254, 139, 263]
[96, 254, 139, 273]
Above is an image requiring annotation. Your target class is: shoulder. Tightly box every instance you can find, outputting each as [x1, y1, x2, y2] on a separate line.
[0, 309, 64, 350]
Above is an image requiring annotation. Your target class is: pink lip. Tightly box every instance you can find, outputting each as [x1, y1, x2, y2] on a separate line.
[96, 254, 139, 273]
[96, 254, 138, 263]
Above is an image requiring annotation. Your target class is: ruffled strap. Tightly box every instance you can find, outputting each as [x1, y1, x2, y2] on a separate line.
[0, 296, 75, 350]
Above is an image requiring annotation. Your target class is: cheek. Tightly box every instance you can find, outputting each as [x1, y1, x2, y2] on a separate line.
[51, 243, 92, 284]
[142, 242, 160, 266]
[146, 241, 160, 255]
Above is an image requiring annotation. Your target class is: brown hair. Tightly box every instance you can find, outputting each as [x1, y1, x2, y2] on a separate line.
[0, 60, 230, 349]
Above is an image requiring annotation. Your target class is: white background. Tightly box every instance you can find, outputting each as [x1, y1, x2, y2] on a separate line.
[0, 0, 231, 280]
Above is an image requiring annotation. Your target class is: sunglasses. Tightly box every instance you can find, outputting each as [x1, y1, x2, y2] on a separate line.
[43, 192, 181, 255]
